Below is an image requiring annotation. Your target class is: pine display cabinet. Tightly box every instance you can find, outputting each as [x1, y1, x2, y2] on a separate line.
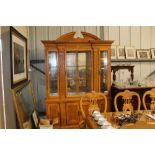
[42, 32, 113, 128]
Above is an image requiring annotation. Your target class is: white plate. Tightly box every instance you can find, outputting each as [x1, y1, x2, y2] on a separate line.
[94, 114, 102, 121]
[97, 118, 107, 125]
[97, 121, 104, 126]
[92, 111, 100, 117]
[101, 125, 113, 129]
[103, 121, 111, 126]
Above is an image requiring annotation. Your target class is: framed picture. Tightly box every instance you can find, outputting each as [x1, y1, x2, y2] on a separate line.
[151, 48, 155, 59]
[137, 49, 150, 59]
[117, 46, 125, 59]
[125, 46, 136, 59]
[10, 26, 28, 88]
[111, 46, 117, 59]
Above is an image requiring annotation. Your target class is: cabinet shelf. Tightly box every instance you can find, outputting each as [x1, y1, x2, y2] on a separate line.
[112, 59, 155, 62]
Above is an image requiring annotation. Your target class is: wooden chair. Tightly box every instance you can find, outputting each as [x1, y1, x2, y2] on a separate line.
[142, 89, 155, 110]
[79, 91, 107, 128]
[114, 90, 141, 112]
[12, 80, 58, 129]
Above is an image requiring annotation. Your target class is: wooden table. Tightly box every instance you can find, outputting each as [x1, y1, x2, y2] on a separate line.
[86, 111, 155, 129]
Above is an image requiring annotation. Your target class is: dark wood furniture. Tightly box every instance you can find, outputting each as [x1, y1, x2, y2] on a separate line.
[142, 88, 155, 110]
[114, 90, 141, 112]
[86, 111, 155, 129]
[42, 32, 113, 128]
[111, 85, 155, 111]
[111, 65, 134, 82]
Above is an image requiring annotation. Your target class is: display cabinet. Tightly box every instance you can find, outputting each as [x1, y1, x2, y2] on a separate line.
[42, 32, 113, 128]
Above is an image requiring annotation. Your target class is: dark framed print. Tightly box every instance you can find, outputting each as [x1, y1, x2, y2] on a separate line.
[10, 26, 28, 88]
[137, 49, 150, 59]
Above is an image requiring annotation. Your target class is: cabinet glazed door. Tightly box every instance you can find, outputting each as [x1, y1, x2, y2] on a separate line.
[48, 51, 59, 96]
[66, 102, 80, 125]
[66, 51, 92, 96]
[99, 51, 108, 93]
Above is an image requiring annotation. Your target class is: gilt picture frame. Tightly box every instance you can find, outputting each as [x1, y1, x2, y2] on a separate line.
[137, 49, 150, 59]
[10, 26, 28, 88]
[125, 46, 136, 59]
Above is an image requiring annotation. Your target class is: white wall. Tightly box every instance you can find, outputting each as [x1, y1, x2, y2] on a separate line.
[103, 26, 155, 84]
[13, 26, 28, 38]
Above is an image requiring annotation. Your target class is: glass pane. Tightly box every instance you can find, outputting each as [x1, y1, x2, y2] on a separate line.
[50, 79, 58, 96]
[50, 67, 57, 79]
[66, 52, 76, 66]
[66, 51, 91, 96]
[48, 52, 58, 96]
[79, 78, 91, 94]
[78, 52, 91, 93]
[100, 51, 108, 92]
[79, 67, 86, 78]
[67, 79, 76, 95]
[78, 53, 86, 66]
[67, 67, 76, 78]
